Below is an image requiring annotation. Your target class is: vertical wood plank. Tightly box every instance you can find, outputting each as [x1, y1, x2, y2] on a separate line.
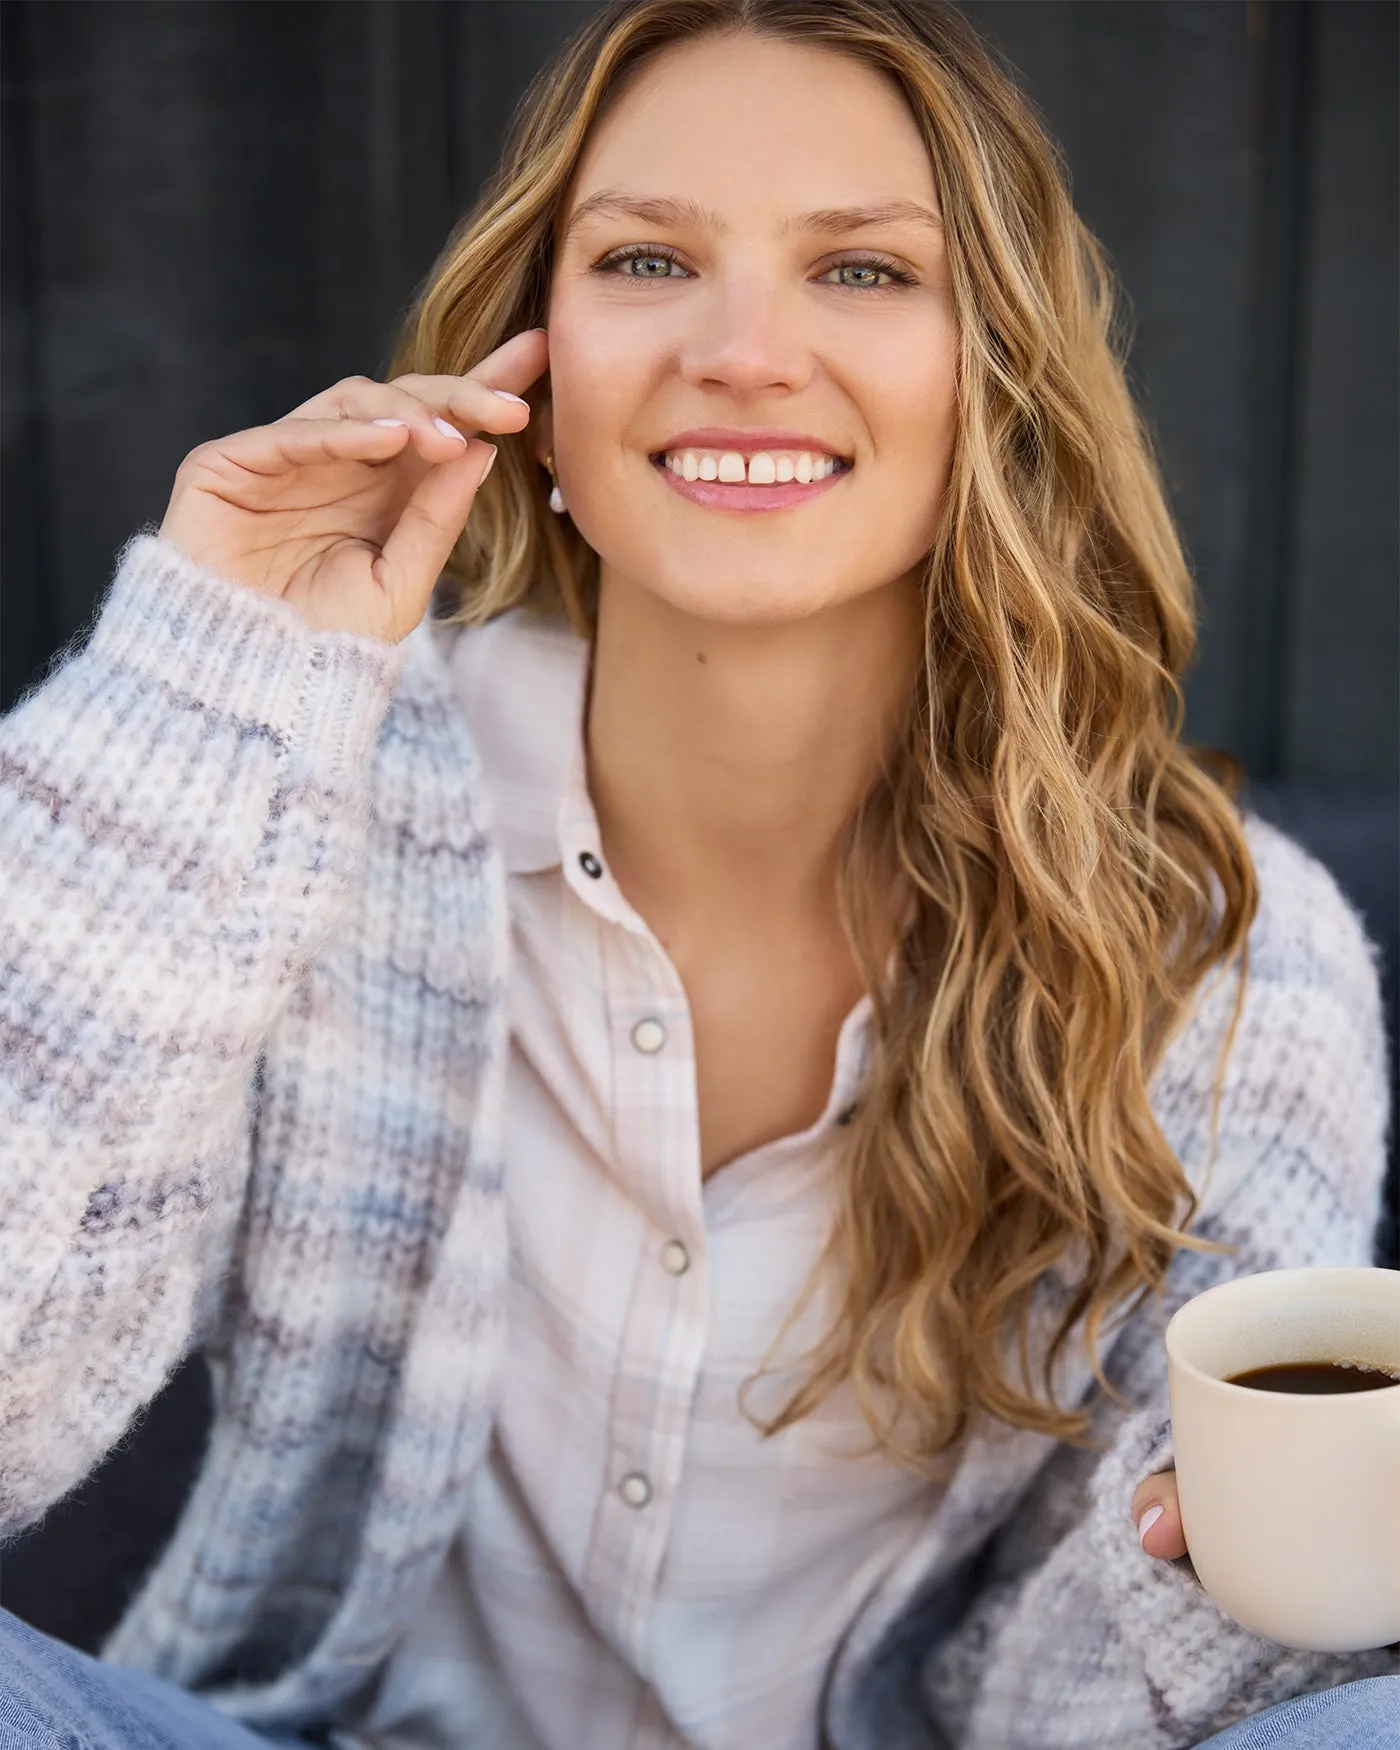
[22, 0, 323, 637]
[1284, 0, 1400, 781]
[312, 1, 455, 382]
[1237, 0, 1312, 781]
[447, 2, 604, 212]
[0, 0, 58, 708]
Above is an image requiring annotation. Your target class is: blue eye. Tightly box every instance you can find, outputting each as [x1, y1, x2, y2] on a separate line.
[598, 246, 687, 279]
[819, 257, 914, 290]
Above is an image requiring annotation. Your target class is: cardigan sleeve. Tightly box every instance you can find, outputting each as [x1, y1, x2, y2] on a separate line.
[0, 534, 405, 1538]
[916, 820, 1395, 1750]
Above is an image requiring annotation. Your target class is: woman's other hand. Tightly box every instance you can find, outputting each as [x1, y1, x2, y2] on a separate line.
[1132, 1469, 1189, 1560]
[158, 328, 548, 643]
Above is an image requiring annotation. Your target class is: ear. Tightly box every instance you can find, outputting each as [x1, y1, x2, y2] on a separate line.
[530, 380, 555, 470]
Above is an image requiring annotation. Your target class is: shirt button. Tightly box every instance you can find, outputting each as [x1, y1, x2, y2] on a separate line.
[660, 1239, 690, 1277]
[618, 1472, 652, 1509]
[578, 851, 603, 879]
[630, 1017, 667, 1054]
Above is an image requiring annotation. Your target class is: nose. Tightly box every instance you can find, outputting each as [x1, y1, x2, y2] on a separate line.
[677, 271, 813, 396]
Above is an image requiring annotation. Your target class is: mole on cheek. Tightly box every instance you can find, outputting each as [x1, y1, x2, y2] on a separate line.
[696, 651, 708, 664]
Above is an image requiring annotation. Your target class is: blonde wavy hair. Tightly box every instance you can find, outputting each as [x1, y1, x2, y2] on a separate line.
[391, 0, 1257, 1462]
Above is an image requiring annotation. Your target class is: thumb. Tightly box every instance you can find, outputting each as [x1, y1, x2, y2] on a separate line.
[376, 438, 497, 638]
[1132, 1468, 1189, 1561]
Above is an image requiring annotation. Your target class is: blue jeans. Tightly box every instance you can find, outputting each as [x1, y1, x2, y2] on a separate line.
[0, 1607, 316, 1749]
[0, 1606, 1395, 1748]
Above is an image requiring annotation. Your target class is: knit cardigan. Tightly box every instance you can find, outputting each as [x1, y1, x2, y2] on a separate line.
[0, 535, 1393, 1750]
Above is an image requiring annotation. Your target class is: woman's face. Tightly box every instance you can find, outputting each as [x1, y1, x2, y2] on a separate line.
[545, 30, 958, 628]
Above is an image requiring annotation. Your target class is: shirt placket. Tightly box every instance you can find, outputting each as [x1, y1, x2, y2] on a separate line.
[560, 785, 710, 1683]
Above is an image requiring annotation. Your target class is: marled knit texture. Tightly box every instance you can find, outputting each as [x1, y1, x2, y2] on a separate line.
[0, 534, 1392, 1749]
[0, 535, 510, 1730]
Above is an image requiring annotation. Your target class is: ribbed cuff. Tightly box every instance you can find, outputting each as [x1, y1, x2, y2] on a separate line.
[89, 533, 410, 783]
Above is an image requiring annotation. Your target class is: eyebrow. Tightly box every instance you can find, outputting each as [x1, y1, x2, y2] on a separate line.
[562, 190, 942, 243]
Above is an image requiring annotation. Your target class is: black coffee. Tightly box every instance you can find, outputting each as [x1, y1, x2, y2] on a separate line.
[1226, 1361, 1400, 1394]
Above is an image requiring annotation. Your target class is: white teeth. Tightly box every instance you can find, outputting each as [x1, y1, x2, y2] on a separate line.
[747, 452, 777, 485]
[660, 447, 845, 485]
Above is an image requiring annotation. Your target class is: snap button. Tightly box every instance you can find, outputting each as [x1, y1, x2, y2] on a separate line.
[578, 851, 603, 879]
[618, 1471, 652, 1509]
[630, 1017, 666, 1054]
[660, 1239, 690, 1276]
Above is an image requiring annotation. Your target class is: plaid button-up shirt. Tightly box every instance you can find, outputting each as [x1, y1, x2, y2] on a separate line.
[354, 608, 950, 1750]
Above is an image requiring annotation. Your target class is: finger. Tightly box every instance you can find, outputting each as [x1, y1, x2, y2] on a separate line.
[374, 438, 497, 634]
[1132, 1470, 1188, 1561]
[404, 326, 549, 398]
[376, 374, 534, 441]
[284, 375, 426, 426]
[306, 374, 531, 448]
[194, 417, 419, 478]
[285, 332, 547, 449]
[279, 380, 470, 465]
[279, 389, 472, 465]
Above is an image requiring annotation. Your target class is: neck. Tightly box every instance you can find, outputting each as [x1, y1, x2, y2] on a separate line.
[586, 565, 922, 943]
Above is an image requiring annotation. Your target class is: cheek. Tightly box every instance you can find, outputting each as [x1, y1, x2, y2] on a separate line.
[856, 331, 958, 568]
[871, 321, 958, 473]
[537, 301, 662, 565]
[543, 294, 652, 455]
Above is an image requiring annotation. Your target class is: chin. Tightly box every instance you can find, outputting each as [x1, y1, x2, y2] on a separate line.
[645, 566, 853, 629]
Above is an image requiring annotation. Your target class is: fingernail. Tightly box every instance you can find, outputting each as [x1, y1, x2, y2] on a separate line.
[371, 417, 406, 427]
[1137, 1503, 1165, 1546]
[492, 391, 529, 406]
[479, 445, 498, 481]
[433, 417, 466, 442]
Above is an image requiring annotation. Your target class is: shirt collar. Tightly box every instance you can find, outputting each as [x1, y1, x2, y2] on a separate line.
[441, 607, 591, 876]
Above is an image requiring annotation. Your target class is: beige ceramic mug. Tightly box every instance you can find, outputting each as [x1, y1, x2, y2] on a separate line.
[1165, 1265, 1400, 1652]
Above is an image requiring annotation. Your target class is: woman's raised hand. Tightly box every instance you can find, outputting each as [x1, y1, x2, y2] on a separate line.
[158, 329, 549, 644]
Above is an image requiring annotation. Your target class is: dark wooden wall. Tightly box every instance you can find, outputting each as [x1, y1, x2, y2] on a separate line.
[3, 0, 1396, 783]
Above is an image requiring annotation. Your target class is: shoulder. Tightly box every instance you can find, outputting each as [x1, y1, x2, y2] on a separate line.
[1154, 813, 1388, 1242]
[1241, 814, 1380, 1004]
[1167, 813, 1384, 1079]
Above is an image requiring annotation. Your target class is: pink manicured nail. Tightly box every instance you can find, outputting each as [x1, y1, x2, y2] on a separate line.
[479, 445, 498, 481]
[371, 418, 406, 427]
[492, 391, 529, 406]
[1137, 1503, 1165, 1546]
[433, 417, 466, 442]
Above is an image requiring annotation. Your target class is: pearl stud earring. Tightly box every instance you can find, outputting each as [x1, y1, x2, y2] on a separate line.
[545, 454, 566, 515]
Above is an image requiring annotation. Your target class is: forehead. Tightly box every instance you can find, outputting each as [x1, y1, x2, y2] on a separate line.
[565, 30, 938, 227]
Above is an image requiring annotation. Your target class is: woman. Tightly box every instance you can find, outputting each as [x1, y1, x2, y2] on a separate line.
[0, 2, 1392, 1747]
